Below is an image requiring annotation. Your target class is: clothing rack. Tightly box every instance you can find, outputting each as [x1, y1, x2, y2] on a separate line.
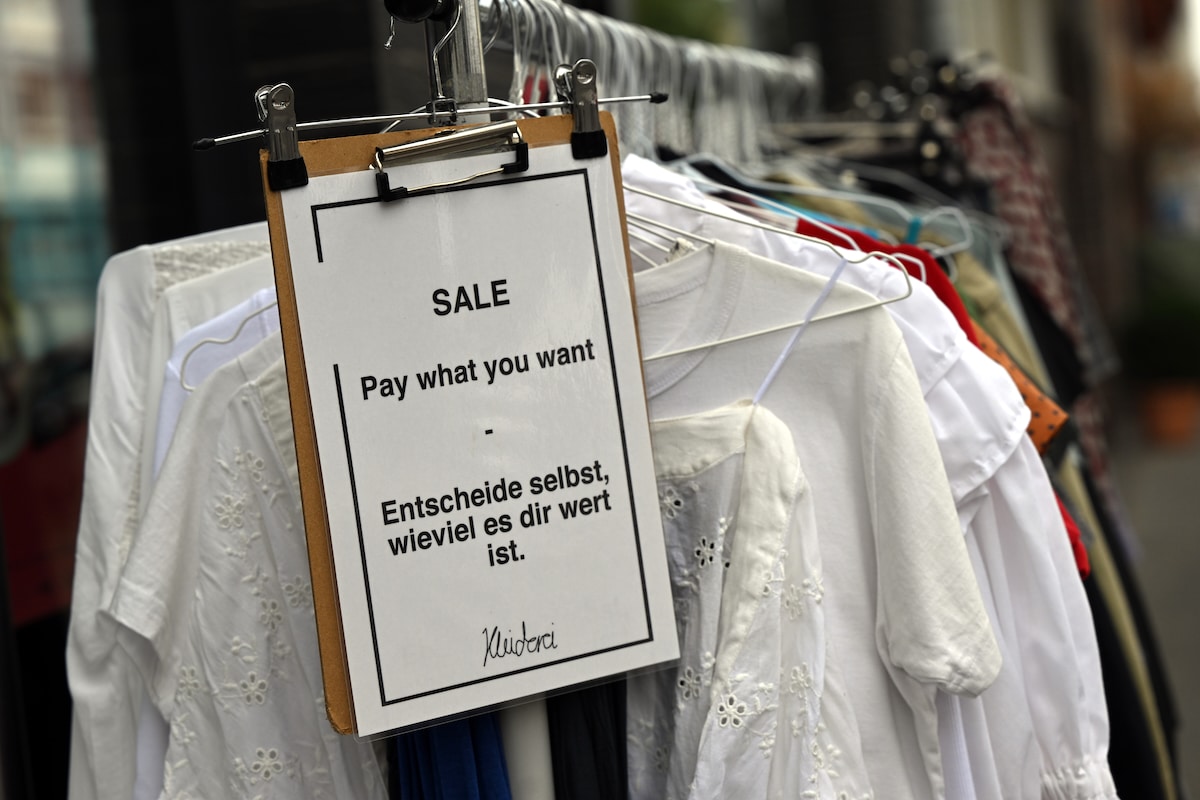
[199, 0, 822, 170]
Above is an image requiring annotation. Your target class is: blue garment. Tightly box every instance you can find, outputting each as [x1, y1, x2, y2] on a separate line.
[389, 713, 512, 800]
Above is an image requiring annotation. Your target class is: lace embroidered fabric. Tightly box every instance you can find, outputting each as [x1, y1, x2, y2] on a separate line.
[152, 243, 272, 296]
[629, 403, 873, 799]
[155, 369, 385, 800]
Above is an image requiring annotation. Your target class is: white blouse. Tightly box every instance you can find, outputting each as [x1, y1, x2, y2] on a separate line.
[630, 401, 872, 799]
[634, 240, 1000, 799]
[68, 240, 270, 800]
[623, 157, 1117, 799]
[109, 337, 386, 800]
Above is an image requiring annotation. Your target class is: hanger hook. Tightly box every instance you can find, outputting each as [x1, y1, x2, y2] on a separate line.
[384, 15, 398, 50]
[428, 0, 464, 100]
[481, 0, 504, 55]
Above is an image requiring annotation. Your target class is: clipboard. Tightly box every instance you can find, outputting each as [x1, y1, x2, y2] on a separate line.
[261, 112, 677, 736]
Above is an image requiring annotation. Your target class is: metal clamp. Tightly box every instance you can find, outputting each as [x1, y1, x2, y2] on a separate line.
[256, 83, 309, 190]
[371, 119, 530, 202]
[556, 59, 607, 160]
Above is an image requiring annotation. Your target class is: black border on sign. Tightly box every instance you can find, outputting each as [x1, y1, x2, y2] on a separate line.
[314, 168, 654, 708]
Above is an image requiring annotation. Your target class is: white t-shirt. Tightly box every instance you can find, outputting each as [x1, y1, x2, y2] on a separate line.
[631, 401, 874, 799]
[109, 334, 387, 800]
[634, 240, 1000, 798]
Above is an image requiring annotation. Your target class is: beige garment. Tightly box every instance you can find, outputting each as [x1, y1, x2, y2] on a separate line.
[954, 250, 1055, 389]
[762, 171, 877, 228]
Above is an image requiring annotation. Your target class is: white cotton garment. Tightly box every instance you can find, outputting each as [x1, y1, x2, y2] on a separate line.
[133, 280, 280, 800]
[67, 237, 269, 800]
[634, 240, 1000, 799]
[959, 436, 1118, 800]
[138, 253, 276, 513]
[153, 285, 280, 477]
[629, 401, 873, 799]
[108, 333, 387, 800]
[622, 157, 1118, 799]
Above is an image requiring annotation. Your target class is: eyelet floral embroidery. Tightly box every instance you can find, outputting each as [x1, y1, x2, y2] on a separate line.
[716, 693, 748, 728]
[282, 576, 313, 609]
[658, 480, 698, 519]
[234, 447, 267, 484]
[259, 599, 283, 631]
[214, 493, 246, 529]
[176, 665, 202, 703]
[783, 584, 806, 619]
[239, 671, 268, 705]
[787, 663, 813, 697]
[250, 747, 283, 780]
[694, 536, 717, 568]
[677, 667, 703, 701]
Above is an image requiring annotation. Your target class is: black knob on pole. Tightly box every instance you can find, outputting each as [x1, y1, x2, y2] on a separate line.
[384, 0, 454, 24]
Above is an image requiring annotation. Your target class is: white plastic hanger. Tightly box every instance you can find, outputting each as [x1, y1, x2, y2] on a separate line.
[178, 301, 279, 392]
[622, 185, 914, 362]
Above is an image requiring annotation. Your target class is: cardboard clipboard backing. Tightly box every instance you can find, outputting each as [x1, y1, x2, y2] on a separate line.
[260, 113, 632, 734]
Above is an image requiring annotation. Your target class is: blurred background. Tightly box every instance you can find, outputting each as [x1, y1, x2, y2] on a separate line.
[3, 0, 1200, 797]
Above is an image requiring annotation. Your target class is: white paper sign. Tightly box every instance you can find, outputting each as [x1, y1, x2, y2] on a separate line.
[280, 142, 678, 736]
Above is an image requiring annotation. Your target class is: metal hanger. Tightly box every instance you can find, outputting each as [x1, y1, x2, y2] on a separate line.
[179, 302, 279, 392]
[678, 172, 933, 281]
[677, 152, 976, 259]
[621, 184, 914, 362]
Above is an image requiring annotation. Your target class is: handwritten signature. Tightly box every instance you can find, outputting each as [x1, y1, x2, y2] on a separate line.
[482, 621, 558, 667]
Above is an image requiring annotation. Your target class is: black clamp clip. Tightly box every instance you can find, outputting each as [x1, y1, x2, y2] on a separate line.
[257, 83, 309, 191]
[556, 59, 607, 160]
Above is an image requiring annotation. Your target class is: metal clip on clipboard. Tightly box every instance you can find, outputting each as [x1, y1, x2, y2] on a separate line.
[369, 55, 606, 202]
[371, 119, 530, 202]
[556, 60, 607, 160]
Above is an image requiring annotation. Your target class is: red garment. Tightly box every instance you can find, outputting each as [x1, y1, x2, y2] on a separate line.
[793, 218, 979, 346]
[1057, 495, 1092, 579]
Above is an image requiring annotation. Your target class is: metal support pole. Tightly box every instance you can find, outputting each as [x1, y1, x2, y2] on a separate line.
[434, 0, 488, 109]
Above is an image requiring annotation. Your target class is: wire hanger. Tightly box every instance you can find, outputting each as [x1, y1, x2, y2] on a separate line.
[675, 153, 975, 259]
[621, 185, 914, 362]
[680, 178, 932, 282]
[179, 301, 280, 392]
[625, 228, 671, 268]
[625, 177, 927, 281]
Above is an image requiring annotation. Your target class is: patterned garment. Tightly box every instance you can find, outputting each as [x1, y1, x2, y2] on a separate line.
[971, 322, 1068, 455]
[628, 402, 873, 800]
[956, 75, 1118, 389]
[109, 344, 387, 800]
[957, 74, 1137, 558]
